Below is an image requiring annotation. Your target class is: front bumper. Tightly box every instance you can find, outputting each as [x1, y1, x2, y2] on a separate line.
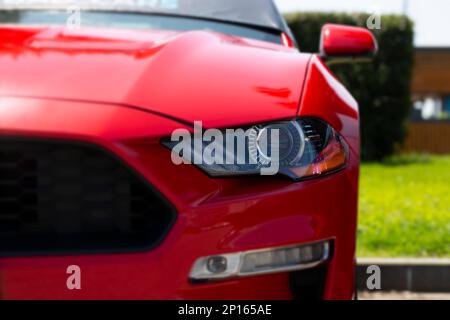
[0, 97, 359, 300]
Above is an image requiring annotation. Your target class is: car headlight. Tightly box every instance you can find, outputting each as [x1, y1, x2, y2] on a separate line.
[162, 118, 348, 181]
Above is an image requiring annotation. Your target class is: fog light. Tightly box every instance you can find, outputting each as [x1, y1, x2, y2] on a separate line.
[240, 242, 326, 275]
[189, 241, 330, 281]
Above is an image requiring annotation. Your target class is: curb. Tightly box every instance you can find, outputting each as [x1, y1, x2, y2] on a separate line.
[356, 258, 450, 293]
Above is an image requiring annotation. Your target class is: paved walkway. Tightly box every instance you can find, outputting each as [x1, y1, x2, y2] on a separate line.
[359, 291, 450, 300]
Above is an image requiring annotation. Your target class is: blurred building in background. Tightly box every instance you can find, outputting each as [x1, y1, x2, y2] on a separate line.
[405, 47, 450, 154]
[276, 0, 450, 155]
[412, 47, 450, 120]
[411, 47, 450, 121]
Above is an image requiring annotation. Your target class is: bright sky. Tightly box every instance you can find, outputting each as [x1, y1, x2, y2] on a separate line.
[275, 0, 450, 47]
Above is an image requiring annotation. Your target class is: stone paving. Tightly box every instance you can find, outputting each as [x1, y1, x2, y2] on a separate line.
[359, 291, 450, 300]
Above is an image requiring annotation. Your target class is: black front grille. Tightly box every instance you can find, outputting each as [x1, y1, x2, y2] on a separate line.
[0, 138, 175, 256]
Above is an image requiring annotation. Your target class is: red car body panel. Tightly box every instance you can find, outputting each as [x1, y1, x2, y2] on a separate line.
[0, 26, 310, 128]
[0, 26, 359, 300]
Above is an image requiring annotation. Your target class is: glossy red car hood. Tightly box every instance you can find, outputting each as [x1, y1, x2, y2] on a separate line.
[0, 26, 311, 128]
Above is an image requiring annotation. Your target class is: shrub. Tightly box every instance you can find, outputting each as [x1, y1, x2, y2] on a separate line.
[285, 13, 414, 161]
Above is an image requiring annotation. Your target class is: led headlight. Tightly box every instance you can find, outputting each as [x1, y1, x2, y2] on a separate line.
[162, 118, 348, 181]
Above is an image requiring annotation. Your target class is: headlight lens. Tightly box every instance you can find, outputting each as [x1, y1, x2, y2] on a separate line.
[162, 118, 348, 181]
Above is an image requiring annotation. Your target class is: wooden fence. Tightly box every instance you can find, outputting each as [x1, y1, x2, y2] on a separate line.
[403, 121, 450, 154]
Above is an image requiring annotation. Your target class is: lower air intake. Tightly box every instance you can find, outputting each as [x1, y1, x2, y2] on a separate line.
[0, 138, 175, 256]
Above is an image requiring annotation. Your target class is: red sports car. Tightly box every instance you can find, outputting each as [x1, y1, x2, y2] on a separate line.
[0, 0, 377, 300]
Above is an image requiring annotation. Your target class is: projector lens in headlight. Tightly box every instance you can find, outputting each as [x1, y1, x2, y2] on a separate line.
[248, 121, 305, 167]
[162, 118, 348, 181]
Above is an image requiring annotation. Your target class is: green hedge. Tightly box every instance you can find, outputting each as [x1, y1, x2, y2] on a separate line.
[285, 13, 414, 161]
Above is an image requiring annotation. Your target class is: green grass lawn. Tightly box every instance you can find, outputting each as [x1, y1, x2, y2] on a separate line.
[357, 155, 450, 257]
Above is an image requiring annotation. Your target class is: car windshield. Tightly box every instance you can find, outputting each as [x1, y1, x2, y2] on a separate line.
[0, 0, 291, 45]
[0, 0, 286, 29]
